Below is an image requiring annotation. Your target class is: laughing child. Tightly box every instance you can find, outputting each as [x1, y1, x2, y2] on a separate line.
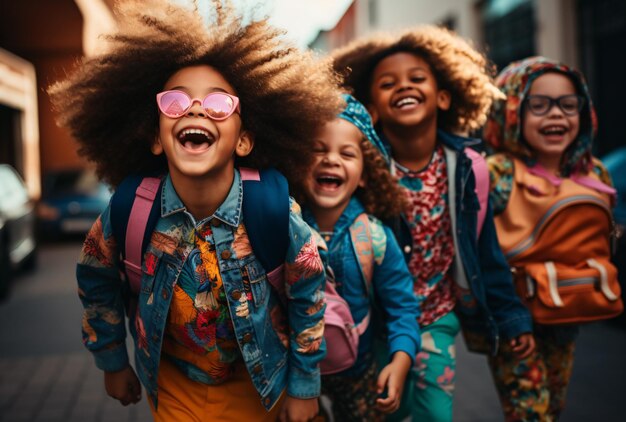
[49, 1, 344, 420]
[331, 26, 534, 421]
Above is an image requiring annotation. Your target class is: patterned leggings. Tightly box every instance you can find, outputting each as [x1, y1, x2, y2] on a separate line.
[386, 311, 460, 422]
[321, 357, 384, 422]
[488, 325, 577, 422]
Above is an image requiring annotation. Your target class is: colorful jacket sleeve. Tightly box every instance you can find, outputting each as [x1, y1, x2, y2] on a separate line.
[76, 204, 130, 372]
[372, 221, 422, 362]
[487, 153, 515, 216]
[283, 199, 326, 399]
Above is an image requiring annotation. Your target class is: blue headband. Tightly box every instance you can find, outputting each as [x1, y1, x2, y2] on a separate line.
[338, 94, 390, 164]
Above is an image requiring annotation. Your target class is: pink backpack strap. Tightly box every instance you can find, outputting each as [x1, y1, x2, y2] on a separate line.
[239, 167, 261, 182]
[465, 147, 489, 236]
[124, 177, 162, 295]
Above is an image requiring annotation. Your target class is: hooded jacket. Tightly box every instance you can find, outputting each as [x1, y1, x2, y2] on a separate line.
[483, 56, 614, 215]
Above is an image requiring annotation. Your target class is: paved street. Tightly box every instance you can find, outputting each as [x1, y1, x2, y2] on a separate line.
[0, 241, 624, 421]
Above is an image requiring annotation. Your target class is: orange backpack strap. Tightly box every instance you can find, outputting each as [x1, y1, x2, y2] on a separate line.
[349, 213, 374, 292]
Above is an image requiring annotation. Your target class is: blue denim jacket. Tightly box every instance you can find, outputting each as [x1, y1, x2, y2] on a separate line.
[304, 197, 421, 375]
[76, 169, 326, 409]
[387, 130, 533, 353]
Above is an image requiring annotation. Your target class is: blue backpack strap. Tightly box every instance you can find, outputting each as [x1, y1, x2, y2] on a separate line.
[241, 167, 290, 290]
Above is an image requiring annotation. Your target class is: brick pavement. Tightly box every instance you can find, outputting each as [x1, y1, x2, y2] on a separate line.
[0, 352, 151, 422]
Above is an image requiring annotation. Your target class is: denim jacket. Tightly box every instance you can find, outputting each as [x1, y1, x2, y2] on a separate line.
[304, 197, 421, 375]
[76, 169, 326, 409]
[387, 130, 533, 354]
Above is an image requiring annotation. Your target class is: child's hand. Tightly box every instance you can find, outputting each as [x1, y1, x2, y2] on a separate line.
[510, 333, 535, 359]
[104, 366, 142, 406]
[375, 351, 412, 414]
[279, 396, 319, 422]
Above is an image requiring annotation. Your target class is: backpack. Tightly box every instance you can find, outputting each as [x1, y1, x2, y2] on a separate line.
[495, 158, 623, 324]
[464, 147, 489, 234]
[110, 168, 375, 375]
[110, 167, 290, 314]
[317, 213, 374, 375]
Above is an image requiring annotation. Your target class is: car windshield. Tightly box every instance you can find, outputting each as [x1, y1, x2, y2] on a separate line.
[0, 165, 29, 208]
[44, 170, 102, 197]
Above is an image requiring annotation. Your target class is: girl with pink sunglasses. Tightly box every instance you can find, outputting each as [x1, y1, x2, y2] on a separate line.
[49, 0, 343, 421]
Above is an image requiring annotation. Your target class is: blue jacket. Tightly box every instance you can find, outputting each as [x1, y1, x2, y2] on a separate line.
[304, 197, 421, 375]
[386, 130, 533, 354]
[76, 169, 327, 409]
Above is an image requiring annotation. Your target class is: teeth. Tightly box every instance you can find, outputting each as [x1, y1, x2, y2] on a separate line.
[542, 126, 566, 134]
[179, 128, 211, 138]
[317, 176, 342, 186]
[395, 97, 419, 107]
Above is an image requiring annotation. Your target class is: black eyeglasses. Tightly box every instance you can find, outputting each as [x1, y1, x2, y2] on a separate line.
[524, 94, 585, 116]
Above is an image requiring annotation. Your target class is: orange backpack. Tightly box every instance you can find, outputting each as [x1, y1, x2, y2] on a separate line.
[494, 158, 623, 325]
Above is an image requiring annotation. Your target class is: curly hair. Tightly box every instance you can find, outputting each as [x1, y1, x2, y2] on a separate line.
[48, 0, 343, 186]
[331, 25, 503, 133]
[292, 133, 406, 221]
[357, 138, 406, 220]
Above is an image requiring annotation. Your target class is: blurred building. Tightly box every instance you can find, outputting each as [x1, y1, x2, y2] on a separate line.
[311, 0, 625, 157]
[0, 0, 116, 198]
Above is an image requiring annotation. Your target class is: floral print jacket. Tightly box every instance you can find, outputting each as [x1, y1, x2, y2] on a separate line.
[77, 169, 326, 410]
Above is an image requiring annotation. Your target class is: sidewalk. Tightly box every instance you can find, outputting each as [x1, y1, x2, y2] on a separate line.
[0, 352, 151, 422]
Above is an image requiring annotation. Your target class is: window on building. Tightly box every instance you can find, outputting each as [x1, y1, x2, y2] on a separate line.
[481, 0, 536, 71]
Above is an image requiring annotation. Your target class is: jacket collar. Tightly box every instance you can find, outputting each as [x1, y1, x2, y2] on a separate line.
[437, 129, 481, 152]
[161, 169, 243, 227]
[376, 128, 480, 154]
[303, 197, 366, 238]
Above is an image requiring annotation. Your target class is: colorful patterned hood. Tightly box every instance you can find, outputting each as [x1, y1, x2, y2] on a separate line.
[484, 56, 597, 176]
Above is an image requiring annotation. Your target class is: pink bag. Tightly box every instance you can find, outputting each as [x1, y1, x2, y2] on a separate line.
[319, 213, 373, 375]
[320, 270, 370, 375]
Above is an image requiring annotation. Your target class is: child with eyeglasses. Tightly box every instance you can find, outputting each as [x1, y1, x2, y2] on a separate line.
[49, 1, 344, 420]
[331, 26, 535, 422]
[484, 56, 621, 421]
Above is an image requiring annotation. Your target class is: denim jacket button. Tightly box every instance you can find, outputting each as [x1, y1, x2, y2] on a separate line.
[253, 364, 262, 374]
[161, 288, 168, 299]
[264, 397, 271, 406]
[221, 250, 232, 260]
[403, 245, 412, 254]
[231, 290, 242, 300]
[242, 332, 253, 343]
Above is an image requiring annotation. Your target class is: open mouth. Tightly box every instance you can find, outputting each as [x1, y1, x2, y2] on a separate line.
[539, 125, 567, 136]
[177, 128, 215, 151]
[393, 96, 421, 109]
[315, 174, 344, 191]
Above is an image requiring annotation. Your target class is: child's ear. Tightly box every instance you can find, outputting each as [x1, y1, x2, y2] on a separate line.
[235, 130, 254, 157]
[151, 136, 164, 155]
[437, 90, 452, 111]
[367, 105, 379, 125]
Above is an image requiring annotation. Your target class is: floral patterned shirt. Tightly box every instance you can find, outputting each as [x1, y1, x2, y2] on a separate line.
[395, 145, 456, 326]
[161, 221, 241, 384]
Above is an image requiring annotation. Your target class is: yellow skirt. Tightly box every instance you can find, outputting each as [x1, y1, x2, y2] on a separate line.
[149, 358, 285, 421]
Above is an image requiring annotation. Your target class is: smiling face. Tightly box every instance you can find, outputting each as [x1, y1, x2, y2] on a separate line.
[304, 119, 365, 215]
[152, 65, 253, 182]
[522, 72, 580, 165]
[368, 52, 450, 130]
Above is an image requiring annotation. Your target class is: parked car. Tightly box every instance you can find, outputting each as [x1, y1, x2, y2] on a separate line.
[37, 168, 111, 238]
[0, 164, 37, 296]
[602, 147, 626, 323]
